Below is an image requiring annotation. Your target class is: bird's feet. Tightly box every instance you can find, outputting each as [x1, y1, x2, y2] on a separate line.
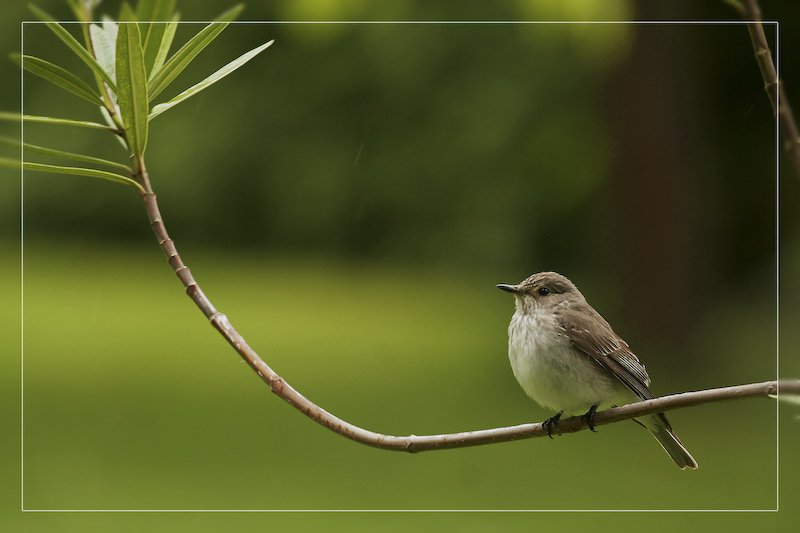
[542, 412, 563, 439]
[582, 404, 599, 432]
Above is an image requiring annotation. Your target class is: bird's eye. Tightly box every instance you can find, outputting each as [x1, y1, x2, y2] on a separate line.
[538, 287, 550, 296]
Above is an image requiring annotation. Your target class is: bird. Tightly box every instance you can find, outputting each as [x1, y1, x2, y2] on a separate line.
[497, 271, 698, 469]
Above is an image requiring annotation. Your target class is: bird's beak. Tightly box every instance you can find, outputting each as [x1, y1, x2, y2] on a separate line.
[496, 283, 520, 294]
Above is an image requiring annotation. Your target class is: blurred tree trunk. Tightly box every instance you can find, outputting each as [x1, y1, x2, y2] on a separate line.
[606, 2, 710, 344]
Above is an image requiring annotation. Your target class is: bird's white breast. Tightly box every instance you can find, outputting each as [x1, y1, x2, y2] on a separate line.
[507, 308, 621, 415]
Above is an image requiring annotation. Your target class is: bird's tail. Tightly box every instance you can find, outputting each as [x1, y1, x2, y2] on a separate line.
[639, 413, 698, 470]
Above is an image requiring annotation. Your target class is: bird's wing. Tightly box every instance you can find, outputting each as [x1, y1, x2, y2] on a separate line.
[556, 306, 654, 401]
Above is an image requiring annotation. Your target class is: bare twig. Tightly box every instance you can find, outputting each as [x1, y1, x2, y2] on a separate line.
[733, 0, 800, 179]
[137, 177, 799, 452]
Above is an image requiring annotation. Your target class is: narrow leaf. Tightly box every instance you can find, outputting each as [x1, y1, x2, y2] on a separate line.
[136, 0, 176, 21]
[22, 161, 145, 193]
[147, 4, 244, 101]
[148, 16, 179, 81]
[0, 111, 21, 122]
[150, 40, 273, 120]
[65, 0, 86, 20]
[90, 19, 119, 89]
[0, 157, 22, 169]
[137, 0, 177, 74]
[29, 144, 133, 175]
[0, 137, 132, 174]
[28, 6, 98, 92]
[4, 113, 117, 132]
[27, 4, 57, 22]
[214, 4, 246, 23]
[42, 22, 117, 93]
[118, 2, 137, 21]
[142, 22, 168, 75]
[136, 0, 157, 19]
[18, 54, 104, 106]
[116, 23, 149, 156]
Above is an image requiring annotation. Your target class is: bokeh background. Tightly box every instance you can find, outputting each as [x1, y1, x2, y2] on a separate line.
[2, 0, 799, 530]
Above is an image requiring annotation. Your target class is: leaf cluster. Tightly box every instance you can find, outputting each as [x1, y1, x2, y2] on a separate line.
[0, 0, 273, 193]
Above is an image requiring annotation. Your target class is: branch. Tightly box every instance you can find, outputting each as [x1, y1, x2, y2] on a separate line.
[733, 0, 800, 179]
[137, 179, 799, 452]
[380, 381, 797, 452]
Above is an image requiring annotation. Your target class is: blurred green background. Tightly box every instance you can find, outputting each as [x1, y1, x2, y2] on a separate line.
[2, 0, 799, 530]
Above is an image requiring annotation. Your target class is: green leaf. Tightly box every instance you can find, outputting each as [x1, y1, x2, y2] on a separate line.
[2, 112, 116, 132]
[119, 2, 136, 21]
[136, 0, 176, 21]
[148, 16, 179, 81]
[0, 137, 132, 175]
[116, 22, 149, 156]
[89, 19, 119, 89]
[65, 0, 82, 19]
[216, 4, 246, 22]
[28, 4, 56, 22]
[21, 161, 146, 194]
[42, 22, 118, 94]
[147, 4, 244, 101]
[137, 0, 177, 75]
[0, 111, 21, 122]
[0, 157, 22, 169]
[150, 40, 274, 120]
[17, 54, 104, 106]
[142, 22, 169, 75]
[770, 393, 800, 406]
[28, 5, 94, 87]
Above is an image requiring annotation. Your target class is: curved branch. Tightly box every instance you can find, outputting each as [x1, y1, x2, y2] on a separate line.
[137, 173, 796, 452]
[380, 380, 796, 452]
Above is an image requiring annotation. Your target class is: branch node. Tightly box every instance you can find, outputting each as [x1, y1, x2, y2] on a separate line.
[267, 375, 285, 394]
[209, 311, 229, 329]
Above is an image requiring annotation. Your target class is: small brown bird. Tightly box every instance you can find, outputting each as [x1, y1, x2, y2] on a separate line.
[497, 271, 697, 469]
